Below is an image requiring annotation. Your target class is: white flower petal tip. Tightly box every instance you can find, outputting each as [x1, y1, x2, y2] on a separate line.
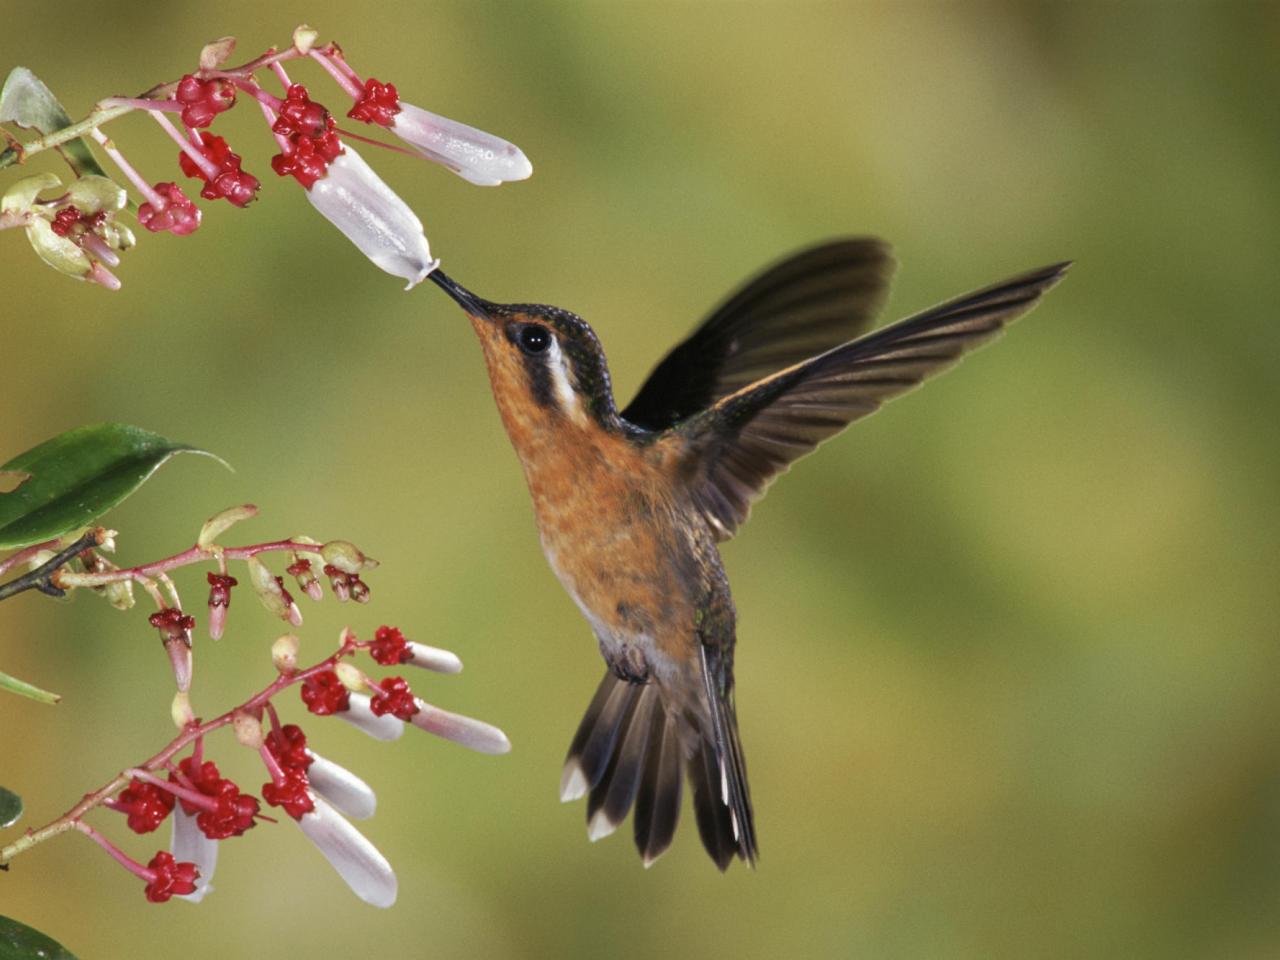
[298, 796, 397, 908]
[409, 701, 510, 755]
[587, 809, 618, 843]
[340, 694, 406, 741]
[559, 763, 588, 803]
[171, 807, 218, 903]
[406, 642, 463, 674]
[306, 751, 377, 820]
[404, 257, 440, 291]
[305, 145, 434, 285]
[391, 104, 532, 186]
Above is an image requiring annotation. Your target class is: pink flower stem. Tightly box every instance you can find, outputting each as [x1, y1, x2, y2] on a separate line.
[124, 768, 217, 812]
[0, 538, 61, 578]
[333, 126, 423, 159]
[231, 78, 284, 112]
[0, 640, 358, 867]
[74, 821, 153, 881]
[258, 744, 288, 786]
[254, 97, 291, 152]
[99, 96, 183, 113]
[56, 539, 329, 590]
[264, 700, 284, 741]
[270, 61, 293, 90]
[148, 111, 219, 181]
[309, 50, 363, 99]
[88, 128, 164, 208]
[317, 46, 362, 83]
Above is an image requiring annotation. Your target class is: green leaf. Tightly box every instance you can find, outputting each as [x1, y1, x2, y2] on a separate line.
[0, 67, 108, 180]
[0, 424, 225, 550]
[0, 916, 79, 960]
[0, 670, 59, 705]
[0, 787, 21, 827]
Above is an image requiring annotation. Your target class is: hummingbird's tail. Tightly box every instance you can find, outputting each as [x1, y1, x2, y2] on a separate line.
[559, 671, 757, 870]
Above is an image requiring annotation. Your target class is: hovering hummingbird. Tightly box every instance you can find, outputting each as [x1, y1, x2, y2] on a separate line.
[427, 240, 1068, 870]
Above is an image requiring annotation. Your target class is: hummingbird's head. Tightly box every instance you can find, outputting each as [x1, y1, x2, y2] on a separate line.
[428, 269, 623, 436]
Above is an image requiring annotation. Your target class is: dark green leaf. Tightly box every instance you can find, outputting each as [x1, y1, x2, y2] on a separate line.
[0, 67, 108, 179]
[0, 916, 78, 960]
[0, 670, 59, 705]
[0, 787, 21, 828]
[0, 424, 224, 550]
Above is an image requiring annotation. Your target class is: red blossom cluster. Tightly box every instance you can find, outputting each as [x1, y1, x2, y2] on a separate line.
[178, 132, 260, 207]
[174, 74, 237, 128]
[270, 84, 344, 188]
[144, 851, 200, 903]
[261, 723, 317, 820]
[347, 78, 401, 127]
[136, 182, 201, 235]
[301, 668, 350, 716]
[115, 778, 176, 834]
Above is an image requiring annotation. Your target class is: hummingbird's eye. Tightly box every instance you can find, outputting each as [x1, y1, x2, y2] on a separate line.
[517, 324, 552, 355]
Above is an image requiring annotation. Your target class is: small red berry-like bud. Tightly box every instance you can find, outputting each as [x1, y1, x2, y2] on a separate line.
[174, 74, 237, 128]
[179, 132, 260, 207]
[196, 780, 260, 840]
[368, 676, 420, 721]
[369, 626, 411, 666]
[116, 778, 176, 834]
[301, 669, 351, 716]
[144, 850, 200, 903]
[270, 84, 344, 188]
[50, 204, 82, 236]
[261, 770, 315, 820]
[136, 182, 202, 236]
[267, 723, 314, 774]
[286, 557, 323, 602]
[347, 78, 401, 127]
[323, 564, 351, 602]
[206, 571, 237, 640]
[150, 607, 195, 692]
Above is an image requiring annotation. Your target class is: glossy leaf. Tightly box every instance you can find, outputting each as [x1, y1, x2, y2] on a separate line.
[0, 670, 59, 705]
[0, 916, 79, 960]
[0, 424, 223, 550]
[0, 68, 108, 180]
[0, 787, 21, 827]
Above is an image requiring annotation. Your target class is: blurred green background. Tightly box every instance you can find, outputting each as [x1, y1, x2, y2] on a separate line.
[2, 2, 1278, 957]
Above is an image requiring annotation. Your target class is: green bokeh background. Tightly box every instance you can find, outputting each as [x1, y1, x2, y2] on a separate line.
[2, 3, 1277, 958]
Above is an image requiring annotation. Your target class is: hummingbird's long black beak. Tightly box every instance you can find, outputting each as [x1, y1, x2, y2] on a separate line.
[428, 269, 492, 320]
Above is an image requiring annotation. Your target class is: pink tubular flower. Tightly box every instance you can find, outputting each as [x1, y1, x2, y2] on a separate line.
[136, 182, 201, 236]
[205, 572, 237, 640]
[409, 699, 511, 755]
[338, 693, 405, 741]
[388, 102, 532, 186]
[297, 796, 396, 908]
[303, 144, 437, 289]
[369, 625, 462, 673]
[150, 607, 195, 692]
[304, 751, 376, 820]
[170, 806, 217, 902]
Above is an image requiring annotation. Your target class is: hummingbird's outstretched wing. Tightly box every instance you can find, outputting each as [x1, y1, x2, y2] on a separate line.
[672, 261, 1071, 540]
[621, 239, 896, 431]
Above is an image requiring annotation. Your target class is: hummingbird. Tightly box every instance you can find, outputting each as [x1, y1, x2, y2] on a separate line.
[427, 240, 1068, 870]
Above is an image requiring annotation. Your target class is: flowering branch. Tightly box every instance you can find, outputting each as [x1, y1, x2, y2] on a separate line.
[1, 24, 532, 289]
[0, 529, 98, 601]
[1, 621, 505, 906]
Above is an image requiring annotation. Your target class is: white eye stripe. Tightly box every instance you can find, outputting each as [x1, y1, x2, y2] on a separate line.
[545, 338, 582, 417]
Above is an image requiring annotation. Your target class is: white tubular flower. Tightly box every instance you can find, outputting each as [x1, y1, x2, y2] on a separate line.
[338, 693, 406, 741]
[297, 796, 397, 908]
[409, 699, 511, 755]
[405, 642, 462, 674]
[305, 750, 377, 820]
[170, 806, 217, 903]
[305, 144, 438, 289]
[390, 104, 532, 187]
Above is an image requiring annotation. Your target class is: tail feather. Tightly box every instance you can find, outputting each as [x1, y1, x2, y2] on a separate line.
[560, 675, 634, 802]
[586, 685, 658, 840]
[633, 707, 682, 867]
[562, 669, 757, 870]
